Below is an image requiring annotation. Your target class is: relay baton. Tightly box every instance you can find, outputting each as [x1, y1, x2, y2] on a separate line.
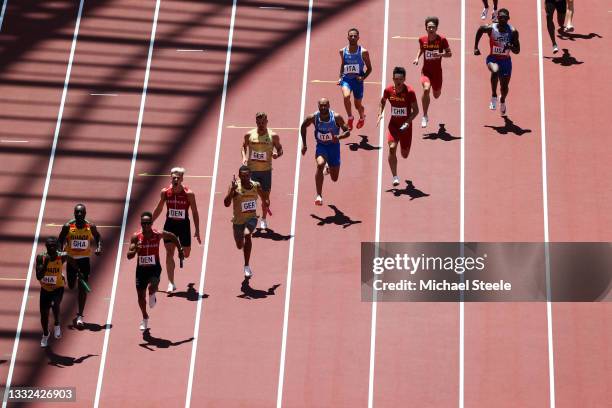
[78, 273, 91, 293]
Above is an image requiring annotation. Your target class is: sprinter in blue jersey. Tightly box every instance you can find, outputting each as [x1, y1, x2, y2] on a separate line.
[300, 98, 351, 206]
[338, 28, 372, 131]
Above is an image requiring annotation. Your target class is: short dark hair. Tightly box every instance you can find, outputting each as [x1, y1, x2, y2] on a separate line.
[239, 165, 251, 173]
[425, 16, 439, 27]
[255, 112, 267, 119]
[392, 66, 406, 78]
[46, 236, 57, 245]
[348, 27, 359, 35]
[497, 8, 509, 17]
[141, 211, 153, 219]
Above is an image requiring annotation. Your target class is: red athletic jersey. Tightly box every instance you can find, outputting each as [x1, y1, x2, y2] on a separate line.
[419, 34, 449, 72]
[134, 229, 162, 266]
[163, 185, 191, 220]
[383, 84, 417, 125]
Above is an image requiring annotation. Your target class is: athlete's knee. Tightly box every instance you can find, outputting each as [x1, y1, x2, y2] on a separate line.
[422, 85, 431, 94]
[388, 144, 398, 154]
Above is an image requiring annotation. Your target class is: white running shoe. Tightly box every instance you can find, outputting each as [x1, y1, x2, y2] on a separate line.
[421, 116, 428, 128]
[244, 265, 253, 278]
[492, 10, 498, 21]
[149, 293, 156, 309]
[500, 102, 507, 116]
[481, 8, 488, 20]
[392, 176, 400, 187]
[53, 324, 61, 339]
[260, 218, 268, 230]
[167, 282, 176, 293]
[139, 319, 148, 331]
[76, 314, 84, 327]
[552, 44, 559, 54]
[489, 96, 497, 110]
[315, 195, 323, 206]
[40, 333, 49, 347]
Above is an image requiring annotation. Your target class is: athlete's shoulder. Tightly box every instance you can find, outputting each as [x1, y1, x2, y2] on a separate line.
[405, 84, 416, 95]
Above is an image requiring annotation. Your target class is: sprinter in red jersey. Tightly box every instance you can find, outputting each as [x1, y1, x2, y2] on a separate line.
[377, 66, 419, 187]
[127, 212, 183, 331]
[152, 167, 200, 293]
[413, 16, 452, 128]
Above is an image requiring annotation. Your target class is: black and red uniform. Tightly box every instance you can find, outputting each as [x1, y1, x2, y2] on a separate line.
[162, 184, 191, 247]
[134, 229, 163, 290]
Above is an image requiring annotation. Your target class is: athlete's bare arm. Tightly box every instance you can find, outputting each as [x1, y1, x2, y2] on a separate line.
[377, 92, 388, 126]
[413, 43, 423, 65]
[223, 176, 238, 207]
[151, 190, 166, 222]
[162, 231, 184, 258]
[187, 191, 201, 244]
[256, 184, 270, 209]
[338, 49, 344, 83]
[300, 114, 315, 155]
[408, 100, 420, 122]
[90, 223, 103, 255]
[272, 133, 283, 159]
[360, 49, 373, 81]
[474, 25, 492, 55]
[57, 224, 70, 250]
[334, 114, 351, 140]
[127, 235, 140, 259]
[442, 43, 453, 58]
[241, 133, 250, 165]
[35, 254, 49, 280]
[508, 29, 520, 54]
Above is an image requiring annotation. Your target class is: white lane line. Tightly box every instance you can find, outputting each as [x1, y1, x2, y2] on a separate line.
[1, 1, 86, 407]
[392, 36, 460, 41]
[459, 0, 466, 407]
[92, 1, 161, 406]
[276, 1, 313, 406]
[0, 139, 29, 143]
[176, 49, 205, 52]
[0, 0, 8, 32]
[536, 1, 555, 407]
[227, 125, 298, 130]
[184, 1, 238, 407]
[0, 278, 27, 281]
[90, 93, 119, 96]
[311, 79, 381, 85]
[259, 6, 286, 10]
[45, 223, 120, 228]
[138, 173, 212, 178]
[368, 0, 389, 406]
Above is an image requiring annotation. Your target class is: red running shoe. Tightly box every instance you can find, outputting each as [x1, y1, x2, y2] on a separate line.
[356, 116, 365, 129]
[347, 116, 354, 130]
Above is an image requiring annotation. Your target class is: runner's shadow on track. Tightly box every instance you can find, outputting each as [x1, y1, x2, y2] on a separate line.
[346, 135, 381, 151]
[423, 124, 461, 141]
[45, 348, 97, 368]
[167, 283, 208, 301]
[386, 180, 430, 200]
[68, 320, 113, 332]
[311, 205, 362, 228]
[558, 31, 602, 41]
[139, 329, 194, 351]
[252, 227, 292, 241]
[544, 49, 584, 66]
[237, 278, 281, 300]
[484, 117, 532, 136]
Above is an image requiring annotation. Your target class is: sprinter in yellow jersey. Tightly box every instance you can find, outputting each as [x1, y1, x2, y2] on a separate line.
[224, 166, 270, 278]
[36, 237, 81, 347]
[58, 203, 102, 327]
[241, 112, 282, 231]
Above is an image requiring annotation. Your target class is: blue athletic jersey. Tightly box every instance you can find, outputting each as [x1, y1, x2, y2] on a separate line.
[341, 45, 365, 78]
[314, 110, 340, 145]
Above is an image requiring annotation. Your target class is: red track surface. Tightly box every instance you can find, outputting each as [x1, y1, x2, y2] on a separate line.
[0, 0, 610, 407]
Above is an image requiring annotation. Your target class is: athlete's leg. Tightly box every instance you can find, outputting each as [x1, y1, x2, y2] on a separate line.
[342, 86, 353, 118]
[164, 242, 176, 285]
[388, 140, 398, 177]
[78, 284, 86, 316]
[488, 67, 499, 97]
[422, 82, 432, 117]
[556, 2, 566, 28]
[52, 293, 61, 326]
[233, 226, 245, 250]
[354, 98, 365, 119]
[329, 166, 340, 182]
[183, 247, 191, 258]
[260, 190, 270, 220]
[39, 292, 50, 336]
[136, 287, 148, 319]
[545, 2, 558, 46]
[315, 155, 327, 196]
[565, 0, 574, 30]
[243, 232, 252, 266]
[400, 129, 413, 159]
[499, 76, 510, 103]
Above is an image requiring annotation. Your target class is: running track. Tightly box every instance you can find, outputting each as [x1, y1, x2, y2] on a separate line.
[0, 0, 610, 407]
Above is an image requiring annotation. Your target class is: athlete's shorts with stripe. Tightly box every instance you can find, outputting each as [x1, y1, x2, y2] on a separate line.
[486, 55, 512, 77]
[315, 142, 341, 167]
[163, 218, 191, 247]
[339, 76, 364, 100]
[233, 217, 258, 241]
[135, 264, 162, 290]
[67, 257, 90, 289]
[421, 68, 443, 92]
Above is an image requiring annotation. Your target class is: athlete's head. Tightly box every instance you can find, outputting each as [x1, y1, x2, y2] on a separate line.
[238, 165, 251, 185]
[496, 9, 510, 25]
[425, 16, 439, 34]
[317, 98, 330, 116]
[170, 167, 185, 187]
[347, 28, 359, 45]
[255, 112, 268, 129]
[74, 203, 86, 222]
[140, 211, 153, 232]
[45, 236, 58, 255]
[392, 66, 406, 86]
